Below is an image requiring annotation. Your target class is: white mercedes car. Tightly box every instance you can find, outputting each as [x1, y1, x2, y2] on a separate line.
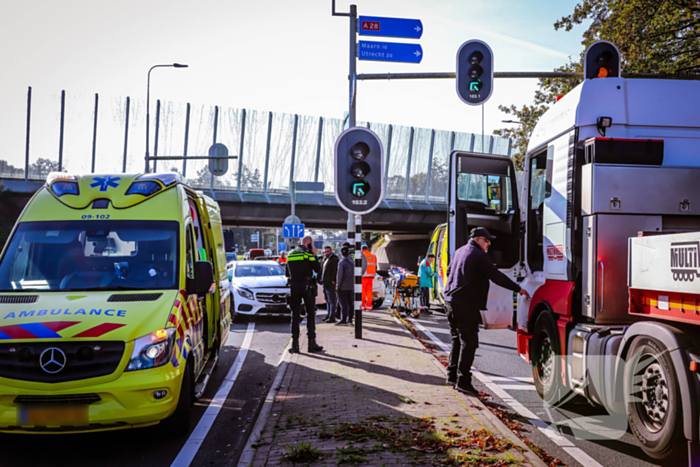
[228, 260, 290, 321]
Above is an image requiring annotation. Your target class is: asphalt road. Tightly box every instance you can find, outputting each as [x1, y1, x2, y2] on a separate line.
[0, 315, 293, 467]
[407, 310, 686, 467]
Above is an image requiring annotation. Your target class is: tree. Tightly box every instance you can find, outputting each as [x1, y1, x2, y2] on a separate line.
[495, 0, 700, 170]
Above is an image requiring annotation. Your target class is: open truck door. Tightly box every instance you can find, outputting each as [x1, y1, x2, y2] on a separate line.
[448, 151, 521, 329]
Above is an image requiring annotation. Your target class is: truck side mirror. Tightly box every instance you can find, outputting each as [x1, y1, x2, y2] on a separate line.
[187, 261, 215, 296]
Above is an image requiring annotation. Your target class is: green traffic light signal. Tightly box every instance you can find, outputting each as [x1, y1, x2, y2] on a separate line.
[469, 80, 482, 92]
[352, 181, 370, 198]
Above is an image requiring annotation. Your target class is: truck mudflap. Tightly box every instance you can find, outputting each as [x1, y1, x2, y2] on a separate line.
[516, 325, 531, 362]
[617, 321, 700, 443]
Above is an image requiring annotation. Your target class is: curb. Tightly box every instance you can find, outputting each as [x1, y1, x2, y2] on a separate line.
[236, 341, 292, 467]
[391, 314, 548, 467]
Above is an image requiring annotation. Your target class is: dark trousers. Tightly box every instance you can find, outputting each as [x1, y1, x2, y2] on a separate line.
[445, 300, 480, 387]
[289, 281, 316, 342]
[420, 287, 430, 311]
[337, 290, 354, 323]
[323, 286, 337, 320]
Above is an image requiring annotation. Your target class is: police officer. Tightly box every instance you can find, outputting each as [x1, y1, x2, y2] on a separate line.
[444, 227, 530, 396]
[286, 235, 323, 354]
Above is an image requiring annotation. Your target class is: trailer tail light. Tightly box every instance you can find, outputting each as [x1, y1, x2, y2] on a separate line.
[690, 361, 697, 372]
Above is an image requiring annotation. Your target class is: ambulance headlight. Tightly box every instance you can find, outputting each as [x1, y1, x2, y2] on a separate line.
[126, 328, 177, 371]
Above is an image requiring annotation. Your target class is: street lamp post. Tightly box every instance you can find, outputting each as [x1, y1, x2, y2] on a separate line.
[145, 63, 188, 173]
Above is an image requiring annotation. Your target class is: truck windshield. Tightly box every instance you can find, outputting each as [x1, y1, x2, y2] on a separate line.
[0, 220, 179, 292]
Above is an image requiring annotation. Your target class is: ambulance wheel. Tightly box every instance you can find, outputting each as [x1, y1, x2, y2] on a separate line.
[372, 299, 384, 309]
[532, 312, 566, 405]
[624, 337, 683, 460]
[165, 357, 194, 435]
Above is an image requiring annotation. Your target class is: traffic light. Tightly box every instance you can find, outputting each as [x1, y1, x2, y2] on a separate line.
[584, 40, 621, 80]
[456, 40, 494, 105]
[334, 127, 384, 215]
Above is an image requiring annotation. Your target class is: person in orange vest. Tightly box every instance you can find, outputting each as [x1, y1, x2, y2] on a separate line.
[278, 251, 287, 266]
[360, 245, 377, 312]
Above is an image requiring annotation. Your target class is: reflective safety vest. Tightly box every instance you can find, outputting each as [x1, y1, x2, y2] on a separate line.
[362, 250, 377, 276]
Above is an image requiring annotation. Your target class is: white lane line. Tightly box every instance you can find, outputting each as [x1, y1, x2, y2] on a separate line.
[407, 318, 603, 467]
[498, 384, 537, 391]
[172, 322, 256, 467]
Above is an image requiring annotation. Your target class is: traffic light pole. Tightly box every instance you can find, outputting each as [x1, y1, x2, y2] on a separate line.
[333, 1, 363, 339]
[355, 71, 700, 81]
[354, 214, 362, 339]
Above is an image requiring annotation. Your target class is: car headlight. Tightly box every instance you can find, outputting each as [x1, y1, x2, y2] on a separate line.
[125, 328, 176, 371]
[237, 287, 254, 300]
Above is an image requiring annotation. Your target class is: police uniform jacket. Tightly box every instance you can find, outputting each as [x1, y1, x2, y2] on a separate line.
[285, 246, 321, 282]
[444, 239, 520, 310]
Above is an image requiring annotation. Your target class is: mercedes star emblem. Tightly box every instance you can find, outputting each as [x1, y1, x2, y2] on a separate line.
[40, 347, 67, 374]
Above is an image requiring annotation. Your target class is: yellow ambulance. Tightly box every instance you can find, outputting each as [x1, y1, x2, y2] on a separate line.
[0, 172, 230, 433]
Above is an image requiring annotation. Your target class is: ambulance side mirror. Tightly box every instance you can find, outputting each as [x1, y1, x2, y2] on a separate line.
[187, 261, 215, 296]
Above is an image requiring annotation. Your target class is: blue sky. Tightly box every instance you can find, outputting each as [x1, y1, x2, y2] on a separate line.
[0, 0, 588, 169]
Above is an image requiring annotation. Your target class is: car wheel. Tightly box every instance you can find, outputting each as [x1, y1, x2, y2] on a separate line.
[372, 299, 384, 309]
[625, 337, 683, 460]
[164, 356, 194, 435]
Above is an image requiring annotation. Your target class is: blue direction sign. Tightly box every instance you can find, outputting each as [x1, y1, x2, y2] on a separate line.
[358, 16, 423, 39]
[358, 41, 423, 64]
[283, 223, 305, 239]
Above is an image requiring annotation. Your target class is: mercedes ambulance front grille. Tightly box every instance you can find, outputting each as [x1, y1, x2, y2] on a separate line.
[256, 292, 288, 304]
[14, 393, 101, 405]
[0, 341, 124, 383]
[0, 295, 38, 304]
[107, 293, 163, 302]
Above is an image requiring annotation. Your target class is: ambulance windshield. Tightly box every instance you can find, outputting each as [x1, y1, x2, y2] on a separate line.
[0, 220, 179, 291]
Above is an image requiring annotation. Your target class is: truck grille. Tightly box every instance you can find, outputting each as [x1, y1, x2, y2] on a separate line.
[256, 292, 288, 304]
[0, 342, 124, 383]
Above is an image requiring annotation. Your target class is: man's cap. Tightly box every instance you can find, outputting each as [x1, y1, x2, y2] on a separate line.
[470, 227, 496, 240]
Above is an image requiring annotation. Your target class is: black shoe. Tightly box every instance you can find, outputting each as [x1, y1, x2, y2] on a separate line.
[308, 339, 323, 353]
[335, 320, 347, 326]
[455, 384, 478, 397]
[446, 377, 457, 386]
[289, 343, 301, 354]
[327, 318, 336, 323]
[323, 317, 330, 322]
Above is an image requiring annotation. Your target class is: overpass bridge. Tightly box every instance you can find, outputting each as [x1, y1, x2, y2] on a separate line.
[0, 87, 513, 233]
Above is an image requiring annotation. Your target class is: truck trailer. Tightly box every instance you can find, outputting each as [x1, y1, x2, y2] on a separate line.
[446, 67, 700, 460]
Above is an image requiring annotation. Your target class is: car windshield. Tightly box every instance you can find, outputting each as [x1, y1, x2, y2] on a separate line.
[0, 220, 179, 291]
[235, 264, 284, 277]
[226, 253, 237, 262]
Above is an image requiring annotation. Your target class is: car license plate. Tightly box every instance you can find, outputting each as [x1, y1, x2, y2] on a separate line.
[18, 405, 88, 426]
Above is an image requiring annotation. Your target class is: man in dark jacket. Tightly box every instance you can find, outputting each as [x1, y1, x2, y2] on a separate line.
[286, 236, 323, 353]
[335, 246, 354, 325]
[444, 227, 530, 396]
[320, 246, 339, 323]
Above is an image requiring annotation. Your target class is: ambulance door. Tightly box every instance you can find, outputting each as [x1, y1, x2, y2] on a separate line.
[448, 151, 521, 328]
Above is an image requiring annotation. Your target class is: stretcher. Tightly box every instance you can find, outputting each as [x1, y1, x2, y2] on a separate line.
[388, 267, 421, 317]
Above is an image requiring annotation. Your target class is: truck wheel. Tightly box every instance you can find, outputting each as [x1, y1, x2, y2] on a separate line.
[624, 337, 683, 460]
[164, 357, 194, 436]
[531, 312, 565, 404]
